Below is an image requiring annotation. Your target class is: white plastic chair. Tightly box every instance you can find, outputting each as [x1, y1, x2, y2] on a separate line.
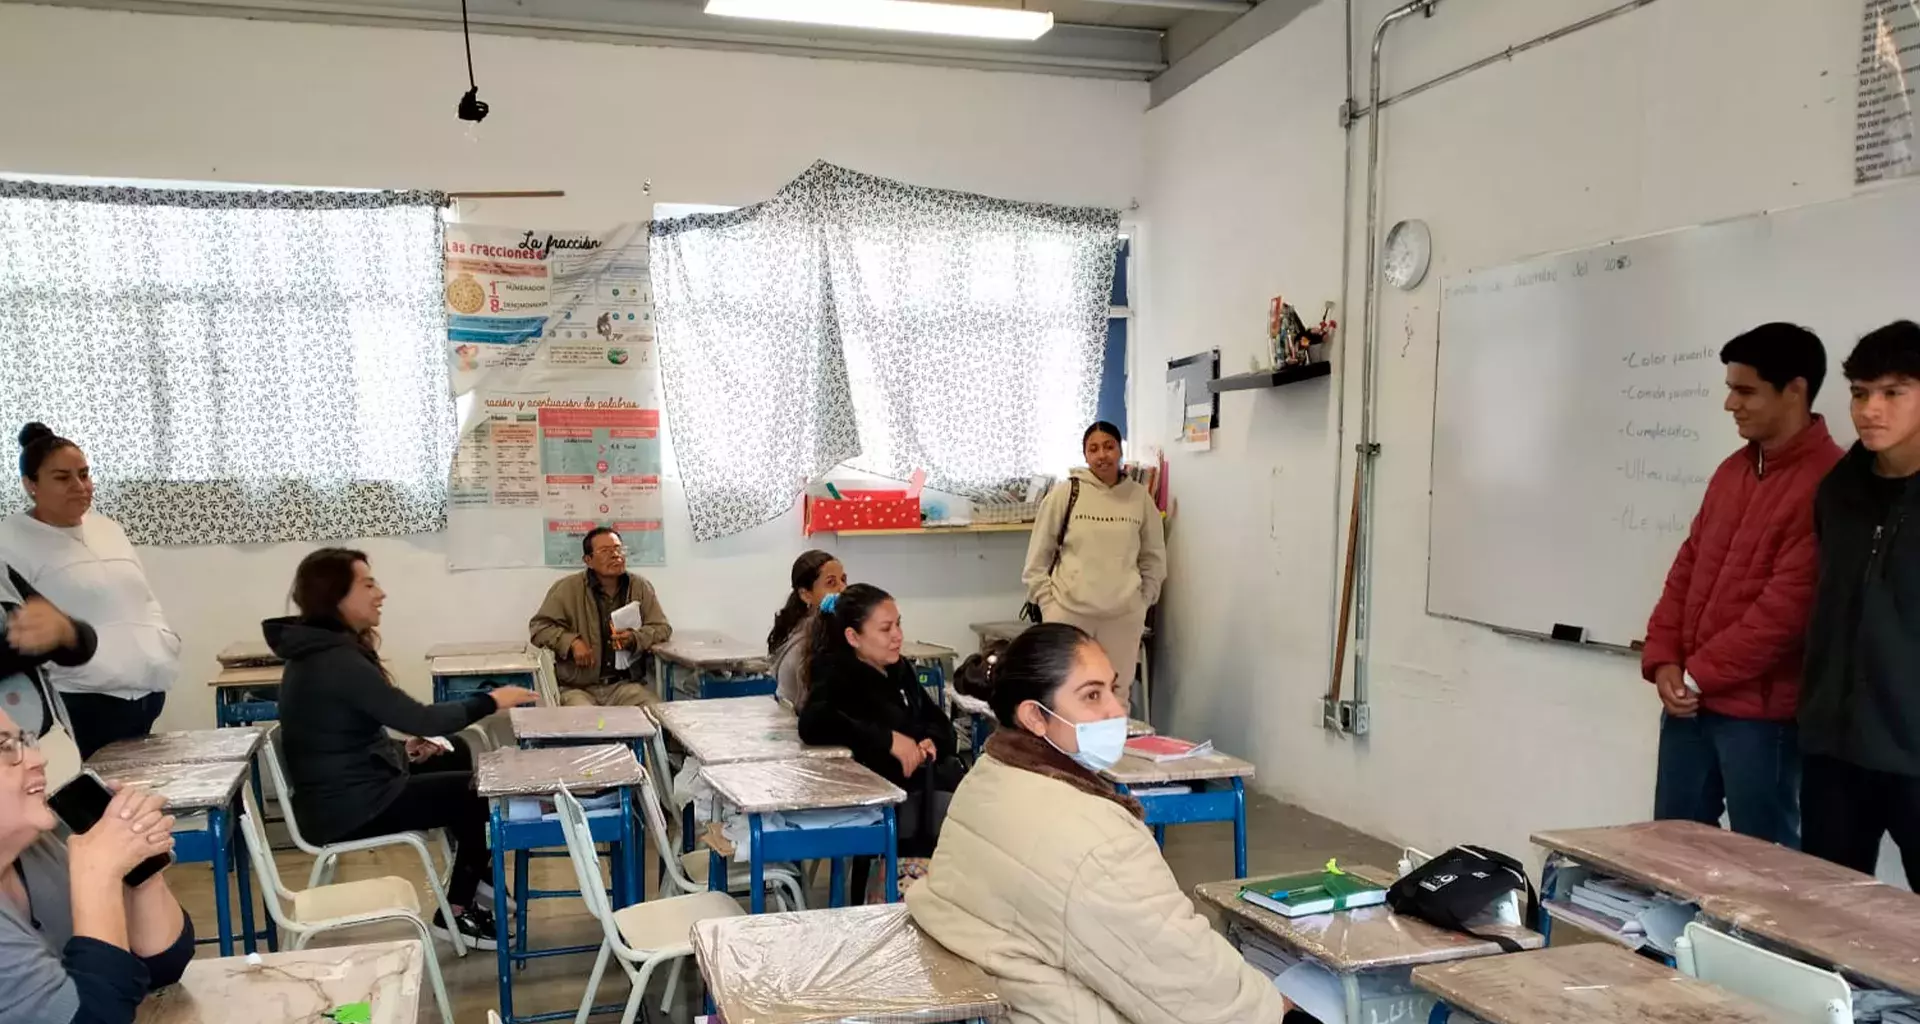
[533, 645, 562, 706]
[633, 757, 806, 912]
[554, 787, 745, 1024]
[237, 783, 456, 1024]
[1675, 921, 1851, 1024]
[260, 730, 467, 957]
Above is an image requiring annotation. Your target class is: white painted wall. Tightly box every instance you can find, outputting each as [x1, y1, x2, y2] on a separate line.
[1137, 0, 1906, 883]
[0, 3, 1146, 729]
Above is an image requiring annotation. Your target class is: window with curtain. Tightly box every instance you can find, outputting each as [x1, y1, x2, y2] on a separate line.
[0, 181, 454, 544]
[652, 162, 1120, 542]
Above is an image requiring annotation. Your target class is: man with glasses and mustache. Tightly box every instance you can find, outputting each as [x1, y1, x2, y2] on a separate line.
[530, 527, 673, 707]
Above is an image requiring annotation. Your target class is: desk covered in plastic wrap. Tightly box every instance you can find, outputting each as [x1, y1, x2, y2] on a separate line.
[475, 743, 645, 797]
[1195, 870, 1541, 972]
[88, 727, 264, 768]
[653, 698, 850, 765]
[93, 760, 250, 812]
[692, 904, 1003, 1024]
[700, 758, 904, 815]
[511, 705, 657, 742]
[1533, 820, 1872, 903]
[1411, 943, 1792, 1024]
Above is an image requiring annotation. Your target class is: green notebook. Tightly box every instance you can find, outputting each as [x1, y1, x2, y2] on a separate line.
[1239, 867, 1386, 918]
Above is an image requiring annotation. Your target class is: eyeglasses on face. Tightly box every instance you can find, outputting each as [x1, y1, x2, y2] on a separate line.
[0, 730, 40, 766]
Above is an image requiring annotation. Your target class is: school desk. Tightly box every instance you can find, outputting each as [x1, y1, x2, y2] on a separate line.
[135, 939, 424, 1024]
[509, 704, 656, 749]
[429, 649, 541, 703]
[1197, 865, 1541, 1024]
[1413, 943, 1793, 1024]
[1103, 748, 1254, 878]
[214, 639, 280, 668]
[902, 639, 958, 705]
[475, 743, 646, 1024]
[92, 759, 272, 957]
[425, 639, 531, 660]
[692, 904, 1004, 1024]
[209, 664, 283, 728]
[967, 620, 1029, 650]
[699, 757, 904, 913]
[1534, 820, 1920, 994]
[652, 630, 775, 700]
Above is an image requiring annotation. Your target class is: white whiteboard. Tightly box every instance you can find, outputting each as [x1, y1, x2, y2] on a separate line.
[1429, 184, 1920, 647]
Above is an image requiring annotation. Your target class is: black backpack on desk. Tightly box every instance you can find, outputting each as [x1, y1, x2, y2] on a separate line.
[1386, 845, 1537, 952]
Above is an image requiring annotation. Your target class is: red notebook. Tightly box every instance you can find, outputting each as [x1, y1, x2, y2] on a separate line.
[1123, 735, 1214, 763]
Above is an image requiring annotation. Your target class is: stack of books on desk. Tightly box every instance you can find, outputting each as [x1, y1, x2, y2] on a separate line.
[1546, 878, 1693, 955]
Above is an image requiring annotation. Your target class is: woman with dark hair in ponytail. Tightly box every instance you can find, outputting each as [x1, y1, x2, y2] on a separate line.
[906, 623, 1293, 1024]
[769, 551, 844, 707]
[266, 548, 537, 950]
[797, 583, 955, 901]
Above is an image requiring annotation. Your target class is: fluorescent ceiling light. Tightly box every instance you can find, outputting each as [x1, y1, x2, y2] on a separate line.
[706, 0, 1054, 41]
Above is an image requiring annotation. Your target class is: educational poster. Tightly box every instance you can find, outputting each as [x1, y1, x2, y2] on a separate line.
[444, 218, 667, 570]
[1857, 0, 1919, 184]
[443, 222, 656, 396]
[449, 391, 665, 569]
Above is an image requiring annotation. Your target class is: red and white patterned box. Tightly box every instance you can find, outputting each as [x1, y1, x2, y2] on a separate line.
[804, 491, 922, 534]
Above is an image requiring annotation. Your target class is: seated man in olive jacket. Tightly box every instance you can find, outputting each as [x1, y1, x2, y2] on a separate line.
[529, 527, 672, 707]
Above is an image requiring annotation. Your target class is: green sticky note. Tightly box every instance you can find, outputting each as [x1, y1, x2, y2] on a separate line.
[330, 1002, 372, 1024]
[596, 716, 606, 730]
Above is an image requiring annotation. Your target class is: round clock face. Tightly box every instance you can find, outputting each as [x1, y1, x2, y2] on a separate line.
[1383, 219, 1432, 291]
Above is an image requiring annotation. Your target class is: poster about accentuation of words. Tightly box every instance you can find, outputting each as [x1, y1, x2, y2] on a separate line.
[443, 222, 666, 570]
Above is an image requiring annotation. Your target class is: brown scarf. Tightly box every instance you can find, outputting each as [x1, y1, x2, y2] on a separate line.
[984, 728, 1144, 821]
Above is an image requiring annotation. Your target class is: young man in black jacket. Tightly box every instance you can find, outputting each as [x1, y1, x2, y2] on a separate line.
[1801, 320, 1920, 882]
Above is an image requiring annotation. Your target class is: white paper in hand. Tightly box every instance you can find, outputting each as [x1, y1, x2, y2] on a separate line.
[609, 601, 645, 670]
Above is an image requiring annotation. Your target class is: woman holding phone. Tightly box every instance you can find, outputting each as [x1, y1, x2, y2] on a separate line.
[0, 706, 193, 1024]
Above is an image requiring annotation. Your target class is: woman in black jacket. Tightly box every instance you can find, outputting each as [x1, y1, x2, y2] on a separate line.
[798, 583, 956, 900]
[265, 548, 535, 950]
[3, 565, 96, 742]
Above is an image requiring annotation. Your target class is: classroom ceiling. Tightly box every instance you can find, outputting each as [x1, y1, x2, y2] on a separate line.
[11, 0, 1264, 79]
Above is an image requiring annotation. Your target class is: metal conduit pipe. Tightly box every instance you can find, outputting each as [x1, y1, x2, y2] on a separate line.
[1336, 0, 1441, 725]
[1335, 0, 1670, 722]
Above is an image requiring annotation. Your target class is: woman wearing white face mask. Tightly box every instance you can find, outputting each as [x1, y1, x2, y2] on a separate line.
[906, 623, 1292, 1024]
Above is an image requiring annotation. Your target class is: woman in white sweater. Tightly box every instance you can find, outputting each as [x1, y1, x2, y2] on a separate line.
[1021, 421, 1165, 712]
[0, 425, 179, 757]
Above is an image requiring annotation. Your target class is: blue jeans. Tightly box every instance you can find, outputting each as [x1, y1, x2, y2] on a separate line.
[1653, 711, 1801, 847]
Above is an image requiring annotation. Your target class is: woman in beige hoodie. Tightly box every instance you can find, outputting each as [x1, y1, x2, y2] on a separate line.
[1021, 422, 1166, 709]
[906, 623, 1290, 1024]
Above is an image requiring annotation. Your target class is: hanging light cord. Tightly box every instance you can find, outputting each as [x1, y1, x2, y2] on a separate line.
[455, 0, 488, 122]
[461, 0, 477, 91]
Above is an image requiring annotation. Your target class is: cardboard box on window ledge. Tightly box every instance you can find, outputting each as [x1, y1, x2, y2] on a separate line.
[804, 490, 921, 535]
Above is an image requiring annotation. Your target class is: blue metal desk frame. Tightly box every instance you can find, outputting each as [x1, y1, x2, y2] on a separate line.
[706, 807, 900, 913]
[659, 659, 775, 701]
[1117, 778, 1248, 880]
[486, 787, 643, 1024]
[434, 668, 539, 704]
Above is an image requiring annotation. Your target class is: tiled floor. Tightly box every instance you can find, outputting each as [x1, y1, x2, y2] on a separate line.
[167, 789, 1394, 1023]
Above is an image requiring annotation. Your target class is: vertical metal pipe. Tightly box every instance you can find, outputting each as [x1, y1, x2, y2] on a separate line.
[1351, 0, 1439, 710]
[1327, 0, 1357, 706]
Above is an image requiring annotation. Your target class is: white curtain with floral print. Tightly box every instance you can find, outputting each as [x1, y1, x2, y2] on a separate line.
[652, 162, 1120, 542]
[0, 182, 453, 544]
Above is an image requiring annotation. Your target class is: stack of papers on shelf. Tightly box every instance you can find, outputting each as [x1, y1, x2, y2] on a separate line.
[505, 792, 621, 821]
[1553, 878, 1694, 954]
[1231, 925, 1300, 978]
[1123, 735, 1214, 762]
[1128, 783, 1194, 796]
[1858, 990, 1919, 1023]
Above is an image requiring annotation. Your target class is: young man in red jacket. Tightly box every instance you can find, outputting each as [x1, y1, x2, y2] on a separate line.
[1642, 323, 1842, 847]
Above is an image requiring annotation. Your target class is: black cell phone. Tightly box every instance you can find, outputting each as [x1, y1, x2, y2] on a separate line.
[47, 770, 173, 888]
